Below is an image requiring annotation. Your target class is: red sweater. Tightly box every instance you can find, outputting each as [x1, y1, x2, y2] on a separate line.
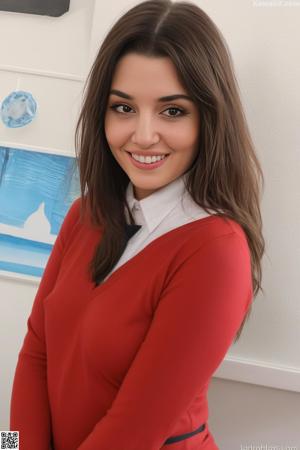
[10, 198, 253, 450]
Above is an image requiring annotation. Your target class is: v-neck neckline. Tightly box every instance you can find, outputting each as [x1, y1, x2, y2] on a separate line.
[91, 214, 222, 293]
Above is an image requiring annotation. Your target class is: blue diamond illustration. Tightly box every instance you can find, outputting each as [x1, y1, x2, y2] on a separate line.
[1, 90, 37, 128]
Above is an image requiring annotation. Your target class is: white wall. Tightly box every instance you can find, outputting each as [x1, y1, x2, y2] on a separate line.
[0, 0, 94, 155]
[1, 0, 299, 447]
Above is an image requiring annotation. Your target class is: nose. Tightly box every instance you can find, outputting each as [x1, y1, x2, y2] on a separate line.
[131, 114, 160, 147]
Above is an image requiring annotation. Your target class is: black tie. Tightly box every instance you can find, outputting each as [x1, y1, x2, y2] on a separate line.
[124, 223, 142, 242]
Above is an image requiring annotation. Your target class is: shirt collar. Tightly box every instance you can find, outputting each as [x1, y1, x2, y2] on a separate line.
[125, 172, 189, 233]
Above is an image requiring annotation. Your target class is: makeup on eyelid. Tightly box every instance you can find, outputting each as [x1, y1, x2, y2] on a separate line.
[109, 103, 187, 118]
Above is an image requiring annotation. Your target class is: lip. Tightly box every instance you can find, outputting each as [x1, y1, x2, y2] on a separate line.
[126, 151, 169, 170]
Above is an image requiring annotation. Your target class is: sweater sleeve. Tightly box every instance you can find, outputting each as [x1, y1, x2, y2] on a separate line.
[77, 231, 253, 450]
[10, 198, 81, 450]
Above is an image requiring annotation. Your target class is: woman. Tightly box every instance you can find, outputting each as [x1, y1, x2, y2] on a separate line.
[10, 0, 265, 449]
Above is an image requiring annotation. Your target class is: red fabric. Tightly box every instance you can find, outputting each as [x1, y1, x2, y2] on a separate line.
[10, 198, 253, 450]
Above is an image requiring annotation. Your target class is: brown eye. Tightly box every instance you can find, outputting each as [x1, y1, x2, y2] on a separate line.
[163, 107, 186, 117]
[109, 104, 133, 113]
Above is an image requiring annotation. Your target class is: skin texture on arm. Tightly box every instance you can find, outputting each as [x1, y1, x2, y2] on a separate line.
[9, 199, 81, 450]
[77, 231, 252, 450]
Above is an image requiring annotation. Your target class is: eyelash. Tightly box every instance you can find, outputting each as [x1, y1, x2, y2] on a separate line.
[109, 103, 187, 118]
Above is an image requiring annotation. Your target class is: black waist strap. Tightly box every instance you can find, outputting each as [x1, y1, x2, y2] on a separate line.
[163, 423, 206, 445]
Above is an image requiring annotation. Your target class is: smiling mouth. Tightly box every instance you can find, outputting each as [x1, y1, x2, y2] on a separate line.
[125, 150, 170, 168]
[126, 151, 170, 157]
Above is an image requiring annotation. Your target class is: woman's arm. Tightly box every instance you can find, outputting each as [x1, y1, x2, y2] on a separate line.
[77, 230, 253, 450]
[10, 198, 81, 450]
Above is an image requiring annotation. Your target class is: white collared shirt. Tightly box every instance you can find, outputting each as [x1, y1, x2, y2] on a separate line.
[103, 172, 213, 282]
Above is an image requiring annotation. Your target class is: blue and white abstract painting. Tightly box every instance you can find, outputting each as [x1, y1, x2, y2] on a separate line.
[0, 146, 80, 278]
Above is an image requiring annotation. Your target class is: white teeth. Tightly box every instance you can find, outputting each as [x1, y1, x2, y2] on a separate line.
[131, 153, 166, 164]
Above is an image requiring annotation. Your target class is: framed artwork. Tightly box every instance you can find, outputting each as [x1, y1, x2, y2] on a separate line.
[0, 146, 80, 279]
[0, 0, 70, 17]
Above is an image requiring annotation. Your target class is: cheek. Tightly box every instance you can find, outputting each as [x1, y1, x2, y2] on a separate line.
[169, 122, 199, 151]
[105, 115, 129, 148]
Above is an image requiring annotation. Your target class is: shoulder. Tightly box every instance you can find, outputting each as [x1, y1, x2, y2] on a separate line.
[167, 215, 251, 272]
[190, 216, 252, 282]
[203, 214, 248, 244]
[161, 215, 253, 303]
[62, 197, 81, 228]
[182, 214, 249, 251]
[66, 197, 81, 219]
[58, 197, 82, 247]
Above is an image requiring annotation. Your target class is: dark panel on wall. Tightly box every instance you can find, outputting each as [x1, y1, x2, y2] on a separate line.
[0, 0, 70, 17]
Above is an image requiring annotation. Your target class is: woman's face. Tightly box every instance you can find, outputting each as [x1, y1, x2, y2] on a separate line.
[104, 53, 200, 200]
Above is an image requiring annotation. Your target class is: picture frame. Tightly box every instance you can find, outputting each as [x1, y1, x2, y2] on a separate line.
[0, 0, 70, 17]
[0, 145, 80, 280]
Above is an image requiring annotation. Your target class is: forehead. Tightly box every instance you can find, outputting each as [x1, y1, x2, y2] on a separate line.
[110, 53, 188, 98]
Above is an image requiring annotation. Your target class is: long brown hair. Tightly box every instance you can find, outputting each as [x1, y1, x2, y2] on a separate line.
[74, 0, 265, 342]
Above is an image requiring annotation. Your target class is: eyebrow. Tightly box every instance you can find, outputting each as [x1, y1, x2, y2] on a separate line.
[109, 89, 193, 103]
